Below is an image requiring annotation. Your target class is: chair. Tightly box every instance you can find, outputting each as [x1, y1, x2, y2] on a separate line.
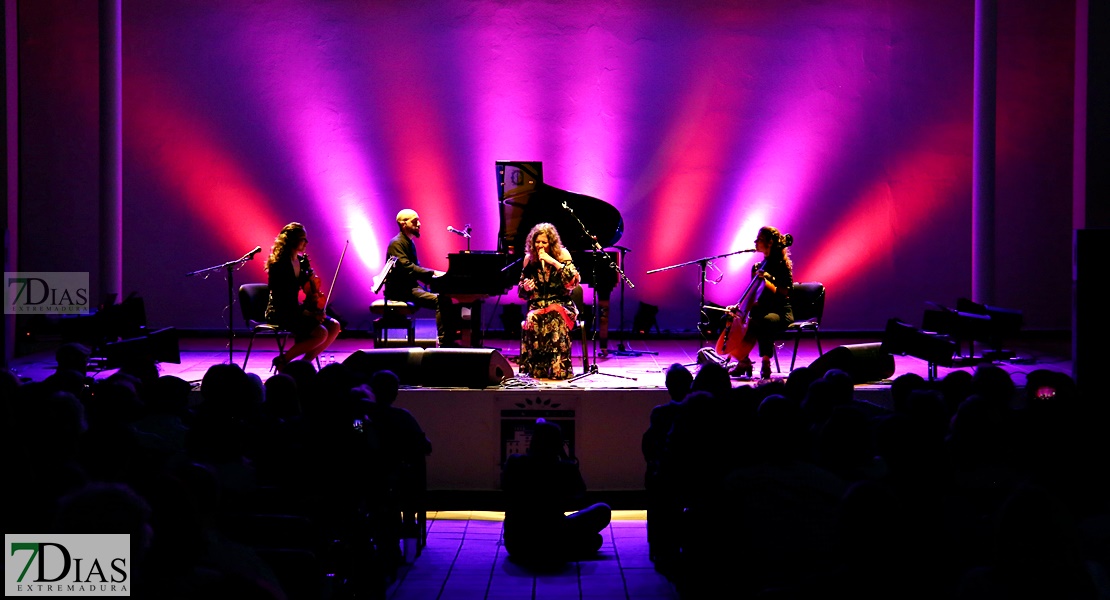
[370, 300, 417, 348]
[395, 455, 427, 561]
[370, 256, 418, 348]
[775, 281, 825, 372]
[569, 285, 590, 373]
[239, 283, 293, 370]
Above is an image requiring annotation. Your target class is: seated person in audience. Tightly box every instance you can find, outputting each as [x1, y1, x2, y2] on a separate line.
[367, 369, 432, 542]
[642, 363, 693, 576]
[501, 419, 610, 564]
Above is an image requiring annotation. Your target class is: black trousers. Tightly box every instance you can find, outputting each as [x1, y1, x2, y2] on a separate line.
[401, 287, 457, 345]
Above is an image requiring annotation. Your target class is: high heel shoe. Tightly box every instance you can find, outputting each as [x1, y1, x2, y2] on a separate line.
[729, 358, 753, 379]
[271, 354, 289, 373]
[760, 359, 773, 380]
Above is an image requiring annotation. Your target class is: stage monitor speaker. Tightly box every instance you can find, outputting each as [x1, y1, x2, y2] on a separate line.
[343, 348, 425, 386]
[420, 348, 514, 389]
[100, 326, 181, 369]
[1075, 228, 1109, 391]
[806, 342, 895, 384]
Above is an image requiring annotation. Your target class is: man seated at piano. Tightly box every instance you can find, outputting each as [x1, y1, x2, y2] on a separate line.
[518, 223, 581, 380]
[383, 208, 455, 347]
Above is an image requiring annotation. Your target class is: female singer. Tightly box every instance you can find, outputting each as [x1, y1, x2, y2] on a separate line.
[518, 223, 580, 380]
[264, 222, 341, 371]
[724, 226, 793, 379]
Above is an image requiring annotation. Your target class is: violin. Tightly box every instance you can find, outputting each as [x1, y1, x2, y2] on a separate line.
[298, 241, 350, 323]
[299, 253, 327, 321]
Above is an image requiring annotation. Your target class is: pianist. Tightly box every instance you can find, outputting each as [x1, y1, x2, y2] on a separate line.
[518, 223, 580, 379]
[383, 209, 454, 347]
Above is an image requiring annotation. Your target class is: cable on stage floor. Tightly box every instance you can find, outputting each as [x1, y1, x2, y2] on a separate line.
[500, 376, 540, 389]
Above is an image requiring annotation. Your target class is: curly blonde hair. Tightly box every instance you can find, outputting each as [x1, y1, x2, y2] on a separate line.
[523, 222, 569, 264]
[265, 222, 306, 271]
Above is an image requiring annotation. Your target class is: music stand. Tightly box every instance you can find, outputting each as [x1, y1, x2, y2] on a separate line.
[555, 203, 637, 383]
[646, 249, 759, 347]
[186, 246, 263, 364]
[608, 246, 657, 357]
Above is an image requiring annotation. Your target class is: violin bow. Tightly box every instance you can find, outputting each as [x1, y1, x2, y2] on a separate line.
[324, 239, 349, 312]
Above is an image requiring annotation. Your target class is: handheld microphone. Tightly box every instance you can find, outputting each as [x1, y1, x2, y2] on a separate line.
[447, 226, 471, 238]
[561, 201, 574, 213]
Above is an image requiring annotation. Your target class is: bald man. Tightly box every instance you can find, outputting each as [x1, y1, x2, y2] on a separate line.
[384, 209, 453, 346]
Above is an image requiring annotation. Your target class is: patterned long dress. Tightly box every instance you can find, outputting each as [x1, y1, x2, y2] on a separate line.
[518, 259, 580, 379]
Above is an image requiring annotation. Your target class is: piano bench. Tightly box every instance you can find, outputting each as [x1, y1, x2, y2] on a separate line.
[370, 300, 417, 348]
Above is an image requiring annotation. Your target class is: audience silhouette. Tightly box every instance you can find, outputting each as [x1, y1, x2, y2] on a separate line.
[642, 361, 1109, 599]
[7, 343, 1106, 600]
[501, 418, 612, 566]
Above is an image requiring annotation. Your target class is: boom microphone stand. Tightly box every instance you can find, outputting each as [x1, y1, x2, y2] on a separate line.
[557, 202, 637, 383]
[186, 246, 263, 364]
[646, 248, 758, 347]
[608, 246, 657, 357]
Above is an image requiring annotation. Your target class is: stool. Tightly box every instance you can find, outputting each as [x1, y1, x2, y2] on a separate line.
[370, 300, 417, 348]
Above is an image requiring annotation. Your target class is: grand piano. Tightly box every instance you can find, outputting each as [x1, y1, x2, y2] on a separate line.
[428, 161, 624, 348]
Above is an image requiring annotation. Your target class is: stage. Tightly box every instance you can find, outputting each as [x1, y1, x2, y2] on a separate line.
[9, 322, 1073, 498]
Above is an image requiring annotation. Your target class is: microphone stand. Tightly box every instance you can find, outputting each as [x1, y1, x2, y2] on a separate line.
[186, 247, 262, 365]
[608, 246, 657, 357]
[557, 202, 637, 383]
[646, 248, 757, 347]
[449, 224, 473, 252]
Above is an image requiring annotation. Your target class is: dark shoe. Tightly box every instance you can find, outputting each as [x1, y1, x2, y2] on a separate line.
[729, 358, 753, 378]
[760, 360, 772, 380]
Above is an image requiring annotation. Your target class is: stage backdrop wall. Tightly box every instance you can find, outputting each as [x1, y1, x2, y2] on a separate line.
[16, 0, 1076, 336]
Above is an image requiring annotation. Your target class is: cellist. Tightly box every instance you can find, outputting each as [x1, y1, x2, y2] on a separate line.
[264, 222, 342, 372]
[718, 226, 794, 380]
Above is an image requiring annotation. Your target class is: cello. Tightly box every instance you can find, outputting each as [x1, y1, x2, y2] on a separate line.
[714, 255, 770, 370]
[714, 232, 793, 373]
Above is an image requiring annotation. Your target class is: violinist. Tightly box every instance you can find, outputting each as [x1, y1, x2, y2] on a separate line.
[719, 226, 793, 380]
[264, 222, 341, 372]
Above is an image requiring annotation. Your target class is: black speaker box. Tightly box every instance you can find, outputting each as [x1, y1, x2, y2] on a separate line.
[343, 347, 514, 389]
[806, 342, 895, 384]
[343, 348, 425, 386]
[100, 326, 181, 368]
[420, 348, 514, 389]
[1075, 229, 1110, 390]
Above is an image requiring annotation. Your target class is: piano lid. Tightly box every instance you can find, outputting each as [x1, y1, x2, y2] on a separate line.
[498, 180, 624, 255]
